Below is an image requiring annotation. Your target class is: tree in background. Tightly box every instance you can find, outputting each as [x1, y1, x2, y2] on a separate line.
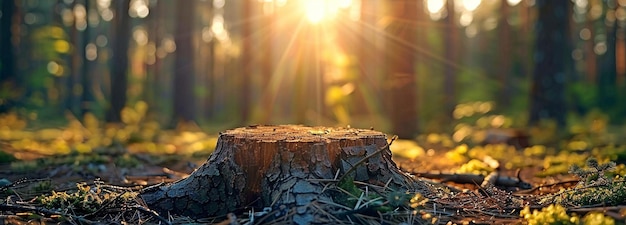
[529, 0, 570, 127]
[0, 0, 15, 84]
[173, 0, 196, 124]
[597, 3, 618, 114]
[385, 0, 419, 138]
[444, 0, 458, 122]
[80, 0, 94, 117]
[106, 0, 130, 123]
[0, 0, 16, 112]
[497, 1, 512, 108]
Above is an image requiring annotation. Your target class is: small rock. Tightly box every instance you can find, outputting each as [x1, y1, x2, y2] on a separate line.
[0, 178, 11, 187]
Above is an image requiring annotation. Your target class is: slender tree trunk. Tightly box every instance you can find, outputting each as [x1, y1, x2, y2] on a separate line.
[80, 0, 93, 117]
[141, 125, 429, 224]
[172, 0, 196, 123]
[144, 0, 157, 118]
[0, 0, 16, 112]
[497, 1, 512, 109]
[597, 14, 618, 112]
[520, 0, 532, 90]
[0, 0, 15, 85]
[444, 0, 458, 122]
[385, 0, 418, 138]
[106, 0, 130, 122]
[585, 17, 597, 82]
[528, 0, 570, 126]
[205, 13, 216, 119]
[151, 0, 168, 123]
[67, 0, 81, 115]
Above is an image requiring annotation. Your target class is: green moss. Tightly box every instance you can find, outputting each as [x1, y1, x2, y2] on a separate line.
[36, 183, 101, 214]
[0, 150, 16, 163]
[542, 158, 626, 207]
[114, 153, 141, 168]
[521, 204, 615, 225]
[36, 183, 138, 215]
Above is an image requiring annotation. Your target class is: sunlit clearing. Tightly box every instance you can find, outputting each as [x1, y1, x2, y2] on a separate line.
[303, 0, 327, 24]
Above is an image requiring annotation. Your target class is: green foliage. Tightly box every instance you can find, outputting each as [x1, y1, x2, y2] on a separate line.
[33, 180, 52, 193]
[114, 153, 141, 168]
[569, 158, 616, 186]
[36, 183, 138, 216]
[520, 204, 615, 225]
[567, 82, 598, 115]
[335, 177, 364, 207]
[0, 102, 218, 161]
[520, 204, 579, 225]
[582, 212, 616, 225]
[386, 191, 411, 208]
[10, 160, 39, 172]
[333, 177, 429, 219]
[540, 158, 626, 207]
[36, 183, 103, 214]
[537, 151, 589, 177]
[0, 149, 16, 163]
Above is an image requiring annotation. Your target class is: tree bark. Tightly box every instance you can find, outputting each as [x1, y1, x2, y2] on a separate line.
[141, 125, 427, 224]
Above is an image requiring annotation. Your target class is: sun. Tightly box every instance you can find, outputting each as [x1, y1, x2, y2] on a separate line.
[302, 0, 328, 24]
[300, 0, 354, 24]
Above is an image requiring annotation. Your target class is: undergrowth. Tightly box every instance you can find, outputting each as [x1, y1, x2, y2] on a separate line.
[521, 204, 615, 225]
[539, 158, 626, 207]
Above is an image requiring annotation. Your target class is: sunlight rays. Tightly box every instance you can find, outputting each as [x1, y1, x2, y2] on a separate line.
[351, 18, 465, 71]
[262, 15, 307, 120]
[232, 0, 485, 125]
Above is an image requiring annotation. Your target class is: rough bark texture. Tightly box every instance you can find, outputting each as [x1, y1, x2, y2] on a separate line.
[141, 125, 426, 224]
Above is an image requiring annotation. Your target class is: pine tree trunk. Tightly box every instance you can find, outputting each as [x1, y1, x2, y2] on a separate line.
[140, 125, 425, 224]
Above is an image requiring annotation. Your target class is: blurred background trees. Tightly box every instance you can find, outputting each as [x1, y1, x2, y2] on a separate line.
[1, 0, 625, 137]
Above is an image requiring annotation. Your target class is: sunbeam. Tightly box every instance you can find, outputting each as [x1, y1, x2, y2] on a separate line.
[262, 16, 307, 122]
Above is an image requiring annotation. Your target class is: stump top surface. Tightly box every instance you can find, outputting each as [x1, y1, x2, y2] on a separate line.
[220, 125, 387, 142]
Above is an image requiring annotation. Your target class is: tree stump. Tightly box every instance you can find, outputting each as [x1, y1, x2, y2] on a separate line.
[140, 125, 430, 224]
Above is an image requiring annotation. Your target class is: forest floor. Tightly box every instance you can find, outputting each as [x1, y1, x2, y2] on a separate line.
[1, 112, 626, 224]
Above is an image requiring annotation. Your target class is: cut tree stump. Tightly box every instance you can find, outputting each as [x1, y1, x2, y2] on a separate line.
[140, 125, 434, 224]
